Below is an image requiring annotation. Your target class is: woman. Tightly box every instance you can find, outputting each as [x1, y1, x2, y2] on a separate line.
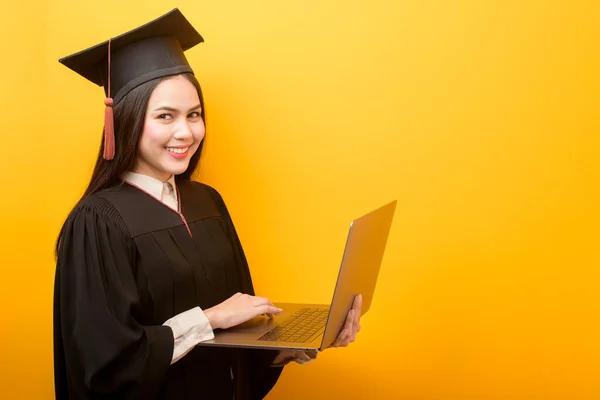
[53, 8, 361, 400]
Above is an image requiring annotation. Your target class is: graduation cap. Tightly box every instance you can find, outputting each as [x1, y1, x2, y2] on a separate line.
[59, 8, 204, 160]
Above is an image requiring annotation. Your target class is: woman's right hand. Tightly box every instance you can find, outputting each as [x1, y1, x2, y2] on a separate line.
[204, 292, 282, 330]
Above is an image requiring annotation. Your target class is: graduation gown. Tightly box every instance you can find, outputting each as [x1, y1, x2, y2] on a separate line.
[53, 179, 283, 399]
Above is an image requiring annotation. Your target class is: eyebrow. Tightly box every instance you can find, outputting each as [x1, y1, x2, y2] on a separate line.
[153, 104, 202, 113]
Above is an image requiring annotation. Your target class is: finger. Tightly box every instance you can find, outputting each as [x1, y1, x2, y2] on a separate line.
[272, 350, 297, 366]
[353, 295, 362, 333]
[353, 295, 362, 319]
[305, 349, 318, 359]
[332, 329, 346, 347]
[338, 309, 356, 347]
[350, 320, 358, 341]
[258, 304, 283, 316]
[344, 309, 355, 334]
[252, 297, 278, 310]
[334, 311, 353, 347]
[295, 352, 312, 364]
[332, 329, 349, 347]
[250, 296, 269, 305]
[341, 336, 351, 347]
[299, 356, 315, 364]
[350, 329, 357, 343]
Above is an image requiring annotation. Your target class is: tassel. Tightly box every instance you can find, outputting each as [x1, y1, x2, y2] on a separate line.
[103, 97, 115, 160]
[103, 38, 115, 160]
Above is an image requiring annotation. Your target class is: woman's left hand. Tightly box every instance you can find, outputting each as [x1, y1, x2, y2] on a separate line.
[330, 294, 362, 347]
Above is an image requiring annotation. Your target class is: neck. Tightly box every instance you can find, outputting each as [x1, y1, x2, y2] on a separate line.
[131, 165, 172, 183]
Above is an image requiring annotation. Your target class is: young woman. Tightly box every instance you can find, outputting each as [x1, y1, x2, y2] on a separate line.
[53, 9, 361, 400]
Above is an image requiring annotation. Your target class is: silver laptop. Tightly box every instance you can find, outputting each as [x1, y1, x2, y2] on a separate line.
[197, 200, 397, 352]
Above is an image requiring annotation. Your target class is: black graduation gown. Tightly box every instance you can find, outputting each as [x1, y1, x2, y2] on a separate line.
[53, 179, 284, 399]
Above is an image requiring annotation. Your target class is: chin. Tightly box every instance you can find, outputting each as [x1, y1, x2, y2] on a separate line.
[165, 163, 190, 176]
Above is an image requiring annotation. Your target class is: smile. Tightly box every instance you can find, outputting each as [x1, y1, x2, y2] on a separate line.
[165, 147, 189, 154]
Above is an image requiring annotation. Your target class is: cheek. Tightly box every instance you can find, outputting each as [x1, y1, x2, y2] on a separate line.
[192, 122, 206, 142]
[140, 121, 170, 150]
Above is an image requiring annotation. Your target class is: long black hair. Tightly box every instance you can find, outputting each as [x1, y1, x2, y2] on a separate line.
[55, 72, 205, 256]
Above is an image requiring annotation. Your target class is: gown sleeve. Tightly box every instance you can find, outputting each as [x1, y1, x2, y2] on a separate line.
[54, 195, 174, 399]
[204, 185, 285, 399]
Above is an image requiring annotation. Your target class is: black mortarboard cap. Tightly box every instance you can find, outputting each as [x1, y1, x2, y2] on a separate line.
[58, 8, 204, 160]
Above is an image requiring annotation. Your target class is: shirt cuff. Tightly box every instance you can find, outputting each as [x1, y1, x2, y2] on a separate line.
[163, 306, 215, 364]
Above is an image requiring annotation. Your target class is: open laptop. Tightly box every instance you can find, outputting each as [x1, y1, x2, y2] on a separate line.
[197, 200, 397, 352]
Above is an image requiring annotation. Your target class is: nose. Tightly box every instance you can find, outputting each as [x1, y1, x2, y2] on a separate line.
[173, 120, 193, 141]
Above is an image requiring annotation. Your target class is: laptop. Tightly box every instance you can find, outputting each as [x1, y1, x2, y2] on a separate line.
[197, 200, 397, 352]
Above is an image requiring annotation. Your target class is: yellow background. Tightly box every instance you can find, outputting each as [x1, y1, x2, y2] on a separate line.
[1, 1, 598, 398]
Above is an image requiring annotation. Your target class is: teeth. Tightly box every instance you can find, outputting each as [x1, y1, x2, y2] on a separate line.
[166, 147, 188, 154]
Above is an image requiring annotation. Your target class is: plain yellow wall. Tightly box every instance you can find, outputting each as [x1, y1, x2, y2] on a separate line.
[1, 1, 598, 398]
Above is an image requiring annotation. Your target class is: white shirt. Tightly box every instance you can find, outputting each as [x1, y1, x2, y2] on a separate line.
[122, 171, 179, 210]
[122, 171, 215, 364]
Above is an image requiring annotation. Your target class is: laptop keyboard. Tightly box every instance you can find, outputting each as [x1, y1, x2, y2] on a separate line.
[258, 307, 329, 343]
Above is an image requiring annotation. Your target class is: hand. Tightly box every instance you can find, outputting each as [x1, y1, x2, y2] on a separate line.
[331, 294, 362, 347]
[204, 292, 282, 330]
[272, 349, 318, 367]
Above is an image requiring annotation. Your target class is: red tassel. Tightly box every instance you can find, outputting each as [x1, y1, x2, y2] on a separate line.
[103, 38, 115, 160]
[103, 97, 115, 160]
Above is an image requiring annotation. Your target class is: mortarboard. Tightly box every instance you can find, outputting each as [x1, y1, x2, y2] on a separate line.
[59, 8, 204, 160]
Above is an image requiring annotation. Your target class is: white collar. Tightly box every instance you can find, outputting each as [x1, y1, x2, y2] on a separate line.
[122, 171, 177, 201]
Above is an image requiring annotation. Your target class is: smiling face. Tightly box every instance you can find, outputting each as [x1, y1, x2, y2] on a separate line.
[132, 74, 205, 182]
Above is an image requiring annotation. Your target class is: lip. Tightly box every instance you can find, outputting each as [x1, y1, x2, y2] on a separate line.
[165, 146, 190, 159]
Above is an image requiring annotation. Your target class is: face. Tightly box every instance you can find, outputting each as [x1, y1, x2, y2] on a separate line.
[133, 75, 205, 182]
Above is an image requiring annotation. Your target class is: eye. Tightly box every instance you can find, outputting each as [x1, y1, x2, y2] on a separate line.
[188, 112, 201, 119]
[158, 113, 173, 120]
